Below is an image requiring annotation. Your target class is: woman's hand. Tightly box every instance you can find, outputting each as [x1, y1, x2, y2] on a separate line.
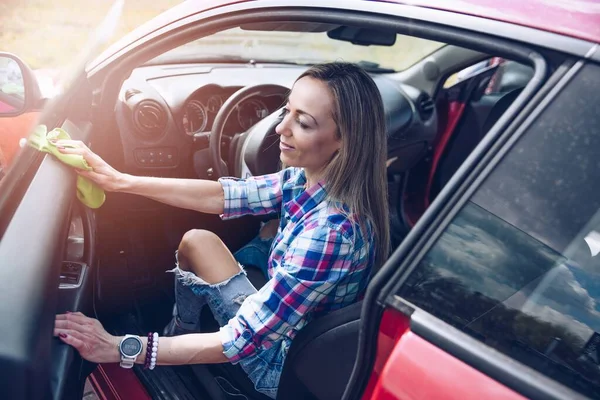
[53, 140, 128, 192]
[54, 312, 121, 364]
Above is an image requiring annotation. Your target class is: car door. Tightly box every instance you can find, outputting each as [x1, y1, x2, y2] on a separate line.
[346, 57, 600, 399]
[0, 116, 95, 400]
[0, 3, 124, 399]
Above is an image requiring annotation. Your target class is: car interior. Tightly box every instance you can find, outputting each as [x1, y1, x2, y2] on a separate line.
[19, 6, 550, 400]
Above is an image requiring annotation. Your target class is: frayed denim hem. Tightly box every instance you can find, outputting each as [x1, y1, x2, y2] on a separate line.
[165, 251, 279, 398]
[166, 250, 247, 289]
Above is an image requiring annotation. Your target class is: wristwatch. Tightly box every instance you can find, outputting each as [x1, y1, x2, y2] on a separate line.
[118, 335, 143, 368]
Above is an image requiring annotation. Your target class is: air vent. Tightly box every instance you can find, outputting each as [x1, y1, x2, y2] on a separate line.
[133, 100, 167, 139]
[417, 93, 435, 120]
[124, 88, 142, 101]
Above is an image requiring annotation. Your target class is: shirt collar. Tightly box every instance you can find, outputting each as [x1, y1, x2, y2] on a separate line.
[284, 169, 328, 223]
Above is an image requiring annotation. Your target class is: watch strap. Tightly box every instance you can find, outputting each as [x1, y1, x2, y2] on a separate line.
[120, 356, 136, 369]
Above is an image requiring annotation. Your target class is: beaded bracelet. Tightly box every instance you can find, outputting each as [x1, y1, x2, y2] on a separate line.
[143, 332, 153, 369]
[144, 332, 159, 370]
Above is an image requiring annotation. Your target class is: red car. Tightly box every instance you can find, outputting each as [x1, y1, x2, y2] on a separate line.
[0, 1, 599, 399]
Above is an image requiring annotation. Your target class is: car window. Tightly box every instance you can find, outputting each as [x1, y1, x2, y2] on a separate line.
[153, 27, 445, 71]
[444, 58, 534, 93]
[398, 62, 600, 398]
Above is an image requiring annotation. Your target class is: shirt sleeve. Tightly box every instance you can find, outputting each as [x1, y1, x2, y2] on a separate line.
[219, 224, 354, 363]
[218, 170, 286, 220]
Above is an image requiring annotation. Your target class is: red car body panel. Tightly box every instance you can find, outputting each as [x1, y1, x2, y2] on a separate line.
[361, 309, 412, 399]
[363, 309, 526, 400]
[384, 0, 600, 43]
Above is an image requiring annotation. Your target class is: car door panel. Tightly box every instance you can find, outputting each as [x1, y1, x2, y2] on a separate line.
[0, 150, 74, 400]
[51, 260, 96, 400]
[355, 61, 600, 400]
[363, 306, 576, 400]
[0, 118, 93, 399]
[52, 201, 97, 399]
[367, 312, 526, 400]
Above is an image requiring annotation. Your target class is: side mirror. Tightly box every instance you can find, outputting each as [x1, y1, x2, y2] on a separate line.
[0, 52, 42, 117]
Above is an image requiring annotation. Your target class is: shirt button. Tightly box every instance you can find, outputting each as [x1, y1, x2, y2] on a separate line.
[242, 331, 252, 340]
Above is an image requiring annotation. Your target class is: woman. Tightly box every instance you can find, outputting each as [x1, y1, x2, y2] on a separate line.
[53, 62, 390, 398]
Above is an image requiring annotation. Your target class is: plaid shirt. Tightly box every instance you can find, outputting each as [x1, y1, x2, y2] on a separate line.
[218, 168, 374, 366]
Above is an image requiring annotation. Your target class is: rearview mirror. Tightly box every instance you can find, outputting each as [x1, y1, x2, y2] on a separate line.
[327, 26, 396, 46]
[0, 52, 42, 117]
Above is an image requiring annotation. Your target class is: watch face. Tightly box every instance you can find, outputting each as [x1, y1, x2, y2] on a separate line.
[120, 337, 142, 357]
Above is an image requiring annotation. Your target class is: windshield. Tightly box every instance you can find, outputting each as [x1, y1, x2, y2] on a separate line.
[158, 27, 444, 71]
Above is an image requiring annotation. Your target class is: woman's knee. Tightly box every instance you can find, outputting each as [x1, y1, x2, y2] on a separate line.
[179, 229, 219, 252]
[177, 229, 241, 284]
[178, 229, 221, 270]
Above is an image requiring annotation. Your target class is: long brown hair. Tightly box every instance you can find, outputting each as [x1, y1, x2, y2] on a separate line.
[296, 62, 390, 269]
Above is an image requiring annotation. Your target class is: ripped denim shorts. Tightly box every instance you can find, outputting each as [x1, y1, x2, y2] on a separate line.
[167, 236, 280, 398]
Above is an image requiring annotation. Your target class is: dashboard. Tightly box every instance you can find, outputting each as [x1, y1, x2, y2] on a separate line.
[180, 86, 286, 136]
[114, 63, 438, 176]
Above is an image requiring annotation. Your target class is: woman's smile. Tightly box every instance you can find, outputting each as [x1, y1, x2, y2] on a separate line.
[279, 141, 294, 151]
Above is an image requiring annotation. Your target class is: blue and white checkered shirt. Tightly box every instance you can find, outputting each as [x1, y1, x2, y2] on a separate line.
[217, 167, 374, 371]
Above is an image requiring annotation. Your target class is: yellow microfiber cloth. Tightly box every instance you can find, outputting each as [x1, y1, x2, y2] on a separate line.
[29, 125, 105, 208]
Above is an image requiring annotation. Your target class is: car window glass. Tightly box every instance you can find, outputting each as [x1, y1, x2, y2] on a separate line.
[398, 62, 600, 397]
[443, 58, 533, 93]
[154, 27, 445, 71]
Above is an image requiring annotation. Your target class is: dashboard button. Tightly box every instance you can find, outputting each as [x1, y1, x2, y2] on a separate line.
[135, 147, 178, 167]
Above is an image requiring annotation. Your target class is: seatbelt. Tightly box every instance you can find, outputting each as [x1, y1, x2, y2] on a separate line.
[423, 66, 499, 209]
[424, 100, 466, 209]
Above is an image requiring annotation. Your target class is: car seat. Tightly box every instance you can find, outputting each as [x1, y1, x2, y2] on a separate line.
[200, 265, 362, 400]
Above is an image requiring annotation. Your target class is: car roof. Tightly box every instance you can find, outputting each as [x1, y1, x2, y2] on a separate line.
[385, 0, 600, 44]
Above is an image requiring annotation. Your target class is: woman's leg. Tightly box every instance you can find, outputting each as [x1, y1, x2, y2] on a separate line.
[165, 229, 245, 335]
[166, 229, 277, 398]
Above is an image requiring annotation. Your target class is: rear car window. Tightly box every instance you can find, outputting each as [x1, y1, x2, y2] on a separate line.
[398, 62, 600, 397]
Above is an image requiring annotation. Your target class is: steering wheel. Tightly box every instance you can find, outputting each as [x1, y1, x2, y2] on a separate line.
[210, 84, 289, 178]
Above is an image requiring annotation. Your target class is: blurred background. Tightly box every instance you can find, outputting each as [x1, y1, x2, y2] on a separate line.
[1, 0, 181, 68]
[0, 0, 181, 95]
[0, 0, 442, 96]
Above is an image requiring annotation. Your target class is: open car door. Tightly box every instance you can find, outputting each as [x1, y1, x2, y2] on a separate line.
[345, 58, 600, 400]
[0, 2, 124, 398]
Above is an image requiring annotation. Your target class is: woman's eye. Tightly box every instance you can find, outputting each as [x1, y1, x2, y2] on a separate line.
[279, 107, 309, 129]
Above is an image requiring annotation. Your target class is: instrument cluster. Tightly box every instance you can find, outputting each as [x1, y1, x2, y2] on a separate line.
[182, 90, 276, 137]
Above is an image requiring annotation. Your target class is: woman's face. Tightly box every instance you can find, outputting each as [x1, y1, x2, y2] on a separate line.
[275, 76, 341, 179]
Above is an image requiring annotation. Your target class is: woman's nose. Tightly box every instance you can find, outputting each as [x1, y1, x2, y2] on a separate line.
[275, 113, 291, 137]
